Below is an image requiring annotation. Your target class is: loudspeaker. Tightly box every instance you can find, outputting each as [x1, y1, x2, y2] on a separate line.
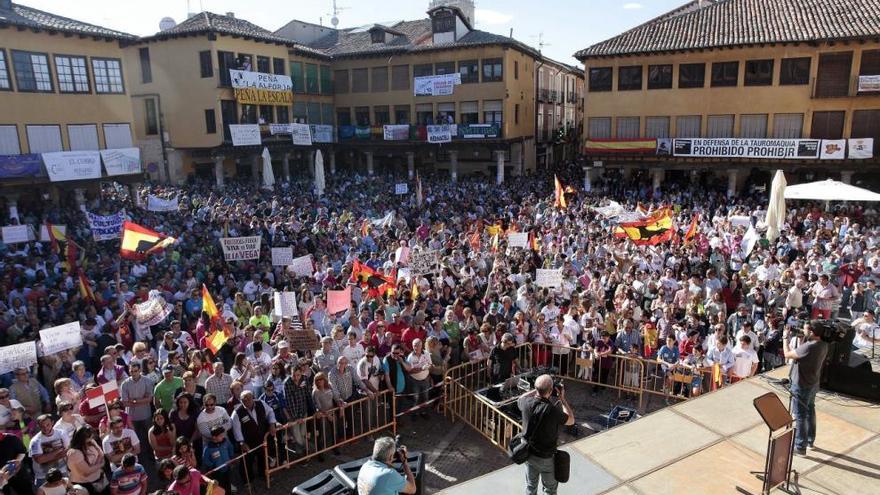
[823, 364, 880, 402]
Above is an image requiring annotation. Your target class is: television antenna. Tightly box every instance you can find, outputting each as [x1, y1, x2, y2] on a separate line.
[531, 32, 551, 53]
[328, 0, 349, 27]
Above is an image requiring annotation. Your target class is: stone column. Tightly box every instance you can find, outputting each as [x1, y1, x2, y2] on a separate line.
[406, 152, 415, 180]
[329, 150, 337, 175]
[251, 154, 260, 184]
[449, 150, 459, 182]
[495, 150, 505, 186]
[841, 171, 854, 184]
[74, 188, 87, 213]
[5, 194, 19, 222]
[281, 153, 291, 182]
[727, 169, 738, 198]
[214, 156, 225, 189]
[365, 151, 374, 176]
[582, 168, 591, 193]
[651, 168, 664, 191]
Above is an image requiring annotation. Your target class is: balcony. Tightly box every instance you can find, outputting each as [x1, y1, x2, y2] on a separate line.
[337, 123, 502, 142]
[538, 88, 550, 101]
[810, 74, 880, 99]
[550, 90, 558, 102]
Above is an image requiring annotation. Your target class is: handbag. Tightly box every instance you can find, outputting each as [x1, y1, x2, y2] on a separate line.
[554, 450, 571, 483]
[507, 400, 550, 464]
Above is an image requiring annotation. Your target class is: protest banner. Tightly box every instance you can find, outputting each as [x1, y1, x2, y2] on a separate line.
[289, 254, 314, 277]
[86, 210, 125, 241]
[271, 246, 293, 266]
[673, 138, 820, 159]
[230, 69, 293, 106]
[849, 138, 874, 159]
[0, 341, 37, 374]
[100, 148, 141, 176]
[327, 286, 351, 314]
[535, 269, 563, 288]
[427, 125, 452, 144]
[311, 125, 335, 143]
[408, 249, 440, 276]
[2, 225, 29, 244]
[147, 195, 178, 212]
[819, 139, 846, 160]
[395, 183, 409, 195]
[288, 330, 320, 353]
[383, 125, 410, 141]
[42, 151, 102, 182]
[291, 123, 313, 146]
[273, 291, 298, 317]
[229, 124, 262, 146]
[413, 73, 461, 96]
[269, 123, 292, 135]
[39, 224, 65, 242]
[135, 297, 172, 327]
[729, 216, 751, 228]
[220, 236, 262, 261]
[39, 322, 83, 355]
[507, 232, 528, 249]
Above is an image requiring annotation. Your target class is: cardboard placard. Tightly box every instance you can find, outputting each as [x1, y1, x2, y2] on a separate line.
[288, 254, 314, 277]
[408, 250, 440, 276]
[288, 330, 321, 353]
[535, 269, 563, 288]
[39, 322, 83, 355]
[0, 341, 38, 374]
[2, 225, 30, 244]
[220, 236, 262, 261]
[327, 286, 352, 315]
[271, 246, 293, 266]
[395, 183, 409, 195]
[273, 291, 298, 317]
[507, 232, 528, 249]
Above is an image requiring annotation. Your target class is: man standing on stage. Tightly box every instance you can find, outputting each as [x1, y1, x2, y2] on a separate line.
[783, 320, 829, 455]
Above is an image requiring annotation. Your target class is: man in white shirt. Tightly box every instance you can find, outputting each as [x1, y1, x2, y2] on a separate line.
[102, 416, 141, 470]
[196, 394, 232, 438]
[732, 335, 760, 379]
[29, 414, 70, 486]
[852, 311, 879, 351]
[735, 322, 759, 353]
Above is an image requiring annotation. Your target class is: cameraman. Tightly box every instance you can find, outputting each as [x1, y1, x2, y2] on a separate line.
[783, 320, 829, 455]
[357, 437, 416, 495]
[517, 374, 575, 495]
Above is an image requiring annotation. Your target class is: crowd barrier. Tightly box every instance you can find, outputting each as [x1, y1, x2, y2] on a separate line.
[203, 443, 265, 495]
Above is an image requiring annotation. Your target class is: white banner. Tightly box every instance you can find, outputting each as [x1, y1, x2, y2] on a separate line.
[230, 69, 292, 91]
[2, 225, 29, 244]
[535, 269, 563, 288]
[269, 123, 292, 135]
[383, 125, 410, 141]
[395, 183, 409, 195]
[147, 195, 178, 212]
[819, 139, 846, 160]
[311, 125, 334, 143]
[86, 210, 125, 241]
[39, 322, 83, 355]
[673, 138, 820, 159]
[849, 138, 874, 159]
[408, 249, 440, 276]
[220, 236, 261, 261]
[427, 125, 452, 144]
[271, 246, 293, 266]
[39, 224, 65, 242]
[100, 148, 141, 176]
[230, 124, 262, 146]
[507, 232, 528, 249]
[414, 73, 462, 96]
[273, 291, 298, 317]
[0, 341, 37, 374]
[858, 75, 880, 92]
[135, 296, 172, 327]
[291, 123, 312, 146]
[288, 254, 314, 278]
[42, 151, 102, 182]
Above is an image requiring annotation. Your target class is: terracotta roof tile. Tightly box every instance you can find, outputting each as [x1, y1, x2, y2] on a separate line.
[0, 2, 135, 40]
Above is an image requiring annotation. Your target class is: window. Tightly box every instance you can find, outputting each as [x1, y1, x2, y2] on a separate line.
[482, 58, 503, 82]
[26, 125, 62, 153]
[860, 50, 880, 75]
[483, 99, 502, 125]
[745, 59, 773, 86]
[739, 114, 768, 138]
[458, 60, 478, 83]
[12, 50, 52, 92]
[305, 64, 319, 93]
[277, 106, 290, 124]
[220, 100, 237, 141]
[588, 67, 612, 92]
[102, 124, 132, 149]
[851, 110, 880, 154]
[351, 68, 368, 93]
[514, 103, 519, 125]
[435, 62, 455, 75]
[54, 55, 89, 93]
[707, 115, 734, 138]
[460, 101, 478, 124]
[711, 61, 739, 87]
[92, 58, 124, 93]
[239, 105, 257, 124]
[394, 105, 410, 124]
[772, 113, 804, 138]
[370, 29, 385, 44]
[199, 51, 213, 78]
[273, 58, 286, 75]
[374, 105, 390, 125]
[67, 124, 99, 150]
[137, 47, 152, 83]
[0, 126, 20, 155]
[678, 63, 705, 89]
[645, 117, 670, 138]
[810, 111, 845, 139]
[618, 66, 642, 91]
[588, 117, 611, 139]
[438, 102, 455, 123]
[259, 105, 274, 124]
[0, 50, 10, 90]
[815, 52, 852, 97]
[616, 117, 639, 138]
[392, 65, 409, 90]
[321, 104, 334, 125]
[413, 64, 433, 78]
[371, 66, 388, 92]
[432, 10, 455, 33]
[292, 102, 307, 123]
[145, 99, 159, 135]
[514, 61, 519, 80]
[647, 64, 672, 90]
[218, 51, 234, 85]
[320, 65, 332, 94]
[675, 115, 702, 137]
[290, 62, 305, 93]
[355, 106, 370, 126]
[257, 56, 270, 73]
[416, 103, 433, 125]
[307, 103, 321, 124]
[205, 109, 217, 134]
[780, 57, 810, 85]
[337, 108, 351, 126]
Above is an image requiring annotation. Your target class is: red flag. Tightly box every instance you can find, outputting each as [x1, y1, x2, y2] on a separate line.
[85, 380, 119, 409]
[120, 221, 175, 260]
[78, 270, 95, 303]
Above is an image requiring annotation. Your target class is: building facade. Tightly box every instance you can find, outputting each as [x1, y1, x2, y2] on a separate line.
[575, 0, 880, 195]
[536, 58, 583, 168]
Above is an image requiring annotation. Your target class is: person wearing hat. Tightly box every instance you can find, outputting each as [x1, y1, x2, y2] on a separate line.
[153, 365, 184, 412]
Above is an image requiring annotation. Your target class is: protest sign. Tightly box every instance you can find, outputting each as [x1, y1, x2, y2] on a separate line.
[849, 138, 874, 159]
[507, 232, 528, 249]
[311, 125, 335, 143]
[39, 224, 65, 242]
[327, 286, 352, 314]
[2, 225, 29, 244]
[230, 69, 292, 106]
[395, 183, 409, 195]
[288, 330, 320, 353]
[229, 124, 262, 146]
[271, 246, 293, 266]
[729, 216, 751, 228]
[100, 148, 141, 176]
[291, 123, 313, 146]
[147, 195, 178, 212]
[0, 341, 37, 374]
[535, 269, 563, 288]
[135, 297, 172, 327]
[269, 123, 292, 135]
[383, 125, 410, 141]
[273, 291, 298, 317]
[86, 210, 125, 241]
[427, 125, 452, 144]
[673, 138, 820, 159]
[220, 236, 262, 261]
[289, 254, 314, 277]
[408, 250, 440, 276]
[39, 322, 83, 355]
[413, 73, 461, 96]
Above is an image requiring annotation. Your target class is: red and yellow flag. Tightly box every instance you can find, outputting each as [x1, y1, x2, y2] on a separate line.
[618, 208, 674, 246]
[202, 285, 229, 354]
[554, 175, 567, 209]
[78, 271, 95, 303]
[684, 214, 699, 244]
[120, 221, 175, 260]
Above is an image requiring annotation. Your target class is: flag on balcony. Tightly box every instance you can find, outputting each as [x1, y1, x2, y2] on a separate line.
[554, 175, 567, 209]
[618, 208, 674, 246]
[120, 221, 175, 260]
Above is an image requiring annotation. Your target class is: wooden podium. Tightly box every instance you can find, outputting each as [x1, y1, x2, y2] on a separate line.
[752, 392, 796, 495]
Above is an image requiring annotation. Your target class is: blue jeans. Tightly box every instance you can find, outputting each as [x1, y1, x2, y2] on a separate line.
[525, 454, 557, 495]
[790, 383, 819, 450]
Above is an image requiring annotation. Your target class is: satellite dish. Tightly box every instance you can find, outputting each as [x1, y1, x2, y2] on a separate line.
[331, 15, 339, 27]
[159, 16, 177, 31]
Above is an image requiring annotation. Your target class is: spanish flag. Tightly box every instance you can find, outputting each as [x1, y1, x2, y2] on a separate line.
[202, 284, 220, 320]
[120, 221, 175, 260]
[618, 208, 674, 246]
[45, 222, 66, 254]
[360, 219, 370, 237]
[684, 214, 699, 244]
[411, 279, 419, 301]
[491, 232, 500, 253]
[468, 230, 481, 251]
[78, 270, 95, 303]
[528, 230, 540, 251]
[485, 223, 502, 237]
[554, 175, 567, 209]
[203, 285, 229, 354]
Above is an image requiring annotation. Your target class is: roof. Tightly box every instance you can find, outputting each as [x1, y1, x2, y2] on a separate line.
[0, 2, 135, 40]
[574, 0, 880, 60]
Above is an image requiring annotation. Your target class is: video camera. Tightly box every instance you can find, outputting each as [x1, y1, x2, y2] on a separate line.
[792, 319, 848, 343]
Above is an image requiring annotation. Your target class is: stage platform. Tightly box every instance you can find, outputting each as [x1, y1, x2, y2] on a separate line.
[439, 366, 880, 495]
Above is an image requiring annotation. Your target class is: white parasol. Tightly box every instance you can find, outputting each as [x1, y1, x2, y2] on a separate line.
[765, 170, 786, 242]
[784, 179, 880, 202]
[314, 149, 325, 197]
[261, 147, 275, 190]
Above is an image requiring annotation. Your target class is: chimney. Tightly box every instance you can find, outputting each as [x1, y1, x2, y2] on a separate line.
[226, 12, 235, 18]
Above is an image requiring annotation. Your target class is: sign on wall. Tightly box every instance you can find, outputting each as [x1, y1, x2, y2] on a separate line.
[229, 124, 262, 146]
[858, 75, 880, 92]
[100, 148, 141, 176]
[849, 138, 874, 159]
[42, 151, 102, 182]
[414, 73, 462, 96]
[384, 125, 410, 141]
[673, 138, 820, 160]
[427, 125, 452, 144]
[291, 123, 313, 146]
[230, 69, 293, 106]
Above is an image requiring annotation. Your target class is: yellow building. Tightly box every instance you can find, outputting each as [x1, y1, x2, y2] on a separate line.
[574, 0, 880, 195]
[0, 0, 138, 214]
[536, 58, 583, 168]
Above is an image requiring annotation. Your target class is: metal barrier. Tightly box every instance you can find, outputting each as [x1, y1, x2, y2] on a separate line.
[203, 444, 264, 495]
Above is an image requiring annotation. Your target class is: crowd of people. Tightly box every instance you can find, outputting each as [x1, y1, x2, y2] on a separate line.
[0, 160, 877, 495]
